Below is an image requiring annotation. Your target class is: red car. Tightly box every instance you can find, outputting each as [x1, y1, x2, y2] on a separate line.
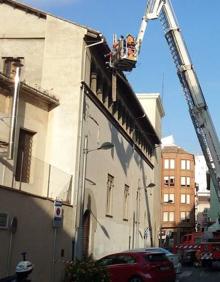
[98, 251, 176, 282]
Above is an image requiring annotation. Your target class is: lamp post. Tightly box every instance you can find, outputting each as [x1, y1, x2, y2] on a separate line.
[75, 136, 114, 259]
[145, 183, 155, 247]
[136, 182, 155, 248]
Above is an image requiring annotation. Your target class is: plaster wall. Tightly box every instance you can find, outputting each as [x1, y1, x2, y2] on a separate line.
[137, 93, 164, 249]
[0, 4, 46, 85]
[82, 95, 157, 258]
[0, 187, 73, 282]
[0, 7, 88, 200]
[195, 155, 209, 193]
[41, 15, 86, 180]
[137, 93, 164, 139]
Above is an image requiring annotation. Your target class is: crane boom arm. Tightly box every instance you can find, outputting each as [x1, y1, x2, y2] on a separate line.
[142, 0, 220, 199]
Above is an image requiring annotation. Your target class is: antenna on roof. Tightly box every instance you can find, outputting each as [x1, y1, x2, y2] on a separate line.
[161, 72, 164, 103]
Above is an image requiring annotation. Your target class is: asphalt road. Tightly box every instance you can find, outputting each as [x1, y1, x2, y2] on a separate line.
[176, 264, 220, 282]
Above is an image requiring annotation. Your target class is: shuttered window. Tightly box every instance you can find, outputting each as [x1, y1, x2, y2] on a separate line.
[15, 128, 35, 183]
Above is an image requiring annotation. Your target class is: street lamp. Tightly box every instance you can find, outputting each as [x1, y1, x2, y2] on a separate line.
[87, 142, 114, 153]
[75, 138, 114, 258]
[136, 182, 156, 248]
[146, 182, 156, 189]
[98, 142, 114, 150]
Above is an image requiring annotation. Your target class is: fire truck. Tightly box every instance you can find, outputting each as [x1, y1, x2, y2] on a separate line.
[173, 232, 203, 264]
[172, 219, 220, 266]
[195, 220, 220, 267]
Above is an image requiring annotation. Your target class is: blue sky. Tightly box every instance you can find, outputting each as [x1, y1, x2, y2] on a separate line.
[21, 0, 220, 155]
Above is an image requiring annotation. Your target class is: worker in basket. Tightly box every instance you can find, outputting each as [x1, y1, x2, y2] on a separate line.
[126, 34, 137, 61]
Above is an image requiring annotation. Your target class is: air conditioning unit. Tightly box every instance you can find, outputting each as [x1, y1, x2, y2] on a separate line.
[0, 213, 9, 229]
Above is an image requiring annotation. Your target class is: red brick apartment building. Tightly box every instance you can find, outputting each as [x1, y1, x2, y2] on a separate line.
[161, 146, 196, 246]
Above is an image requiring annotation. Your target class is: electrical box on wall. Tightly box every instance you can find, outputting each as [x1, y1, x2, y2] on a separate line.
[0, 213, 9, 229]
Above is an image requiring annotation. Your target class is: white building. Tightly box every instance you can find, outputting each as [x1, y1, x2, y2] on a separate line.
[194, 155, 210, 229]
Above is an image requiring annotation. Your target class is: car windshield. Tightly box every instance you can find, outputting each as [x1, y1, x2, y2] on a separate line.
[144, 253, 168, 262]
[98, 254, 136, 266]
[145, 248, 172, 255]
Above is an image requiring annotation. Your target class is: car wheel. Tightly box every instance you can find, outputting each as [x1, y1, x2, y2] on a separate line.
[129, 276, 143, 282]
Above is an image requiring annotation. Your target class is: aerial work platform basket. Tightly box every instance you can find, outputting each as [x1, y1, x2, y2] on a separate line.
[109, 34, 137, 72]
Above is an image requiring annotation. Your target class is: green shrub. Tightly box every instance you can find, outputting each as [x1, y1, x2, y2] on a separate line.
[64, 256, 110, 282]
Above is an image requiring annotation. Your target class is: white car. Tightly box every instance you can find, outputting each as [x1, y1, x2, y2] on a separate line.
[143, 248, 182, 274]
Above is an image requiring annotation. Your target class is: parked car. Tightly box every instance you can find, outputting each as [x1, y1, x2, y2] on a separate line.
[139, 247, 182, 274]
[97, 251, 176, 282]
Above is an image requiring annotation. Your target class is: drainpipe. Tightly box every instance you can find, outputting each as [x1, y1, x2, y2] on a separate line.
[73, 34, 104, 259]
[8, 64, 22, 160]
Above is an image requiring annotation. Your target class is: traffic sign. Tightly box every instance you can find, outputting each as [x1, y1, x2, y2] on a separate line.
[53, 199, 62, 228]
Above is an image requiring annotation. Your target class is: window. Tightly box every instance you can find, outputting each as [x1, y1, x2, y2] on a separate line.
[203, 208, 208, 215]
[180, 194, 190, 204]
[98, 256, 115, 266]
[163, 194, 174, 203]
[180, 211, 190, 222]
[169, 212, 174, 221]
[164, 159, 175, 169]
[164, 176, 175, 187]
[106, 174, 114, 216]
[163, 211, 174, 222]
[0, 213, 9, 229]
[15, 128, 35, 183]
[116, 255, 136, 264]
[145, 253, 167, 262]
[123, 185, 129, 220]
[163, 212, 168, 221]
[181, 176, 190, 187]
[181, 160, 190, 170]
[2, 57, 23, 79]
[170, 176, 175, 186]
[98, 255, 136, 266]
[170, 159, 175, 169]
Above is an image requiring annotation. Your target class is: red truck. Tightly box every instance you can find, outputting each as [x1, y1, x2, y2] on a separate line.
[196, 230, 220, 267]
[173, 220, 220, 267]
[173, 232, 203, 264]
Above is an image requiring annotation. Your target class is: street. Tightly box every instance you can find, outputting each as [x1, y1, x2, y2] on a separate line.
[177, 264, 220, 282]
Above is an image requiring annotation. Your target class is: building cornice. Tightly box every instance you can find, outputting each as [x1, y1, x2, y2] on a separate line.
[0, 72, 59, 110]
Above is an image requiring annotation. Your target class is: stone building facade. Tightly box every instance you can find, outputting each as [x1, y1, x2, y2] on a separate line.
[0, 0, 163, 280]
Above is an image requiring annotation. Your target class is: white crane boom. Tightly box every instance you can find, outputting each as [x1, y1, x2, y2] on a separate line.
[110, 0, 220, 200]
[150, 0, 220, 200]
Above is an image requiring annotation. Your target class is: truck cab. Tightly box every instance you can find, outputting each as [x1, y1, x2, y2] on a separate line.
[181, 232, 203, 246]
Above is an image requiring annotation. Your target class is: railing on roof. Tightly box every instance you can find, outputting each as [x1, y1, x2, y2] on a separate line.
[0, 154, 73, 203]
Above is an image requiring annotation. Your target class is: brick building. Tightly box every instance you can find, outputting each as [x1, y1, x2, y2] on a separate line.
[161, 145, 196, 246]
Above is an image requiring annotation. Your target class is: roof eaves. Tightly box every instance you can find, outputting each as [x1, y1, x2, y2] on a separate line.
[117, 72, 161, 145]
[0, 72, 59, 110]
[1, 0, 101, 38]
[0, 0, 46, 18]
